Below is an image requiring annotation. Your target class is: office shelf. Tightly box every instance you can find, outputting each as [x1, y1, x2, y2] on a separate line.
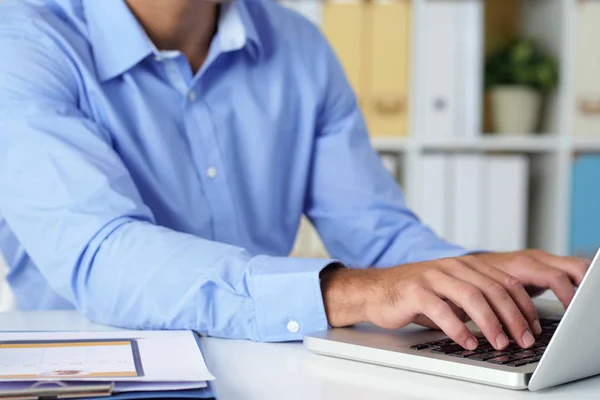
[571, 136, 600, 152]
[420, 135, 558, 152]
[370, 137, 409, 152]
[371, 135, 558, 153]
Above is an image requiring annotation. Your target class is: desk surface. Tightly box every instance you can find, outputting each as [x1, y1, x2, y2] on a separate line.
[1, 310, 599, 399]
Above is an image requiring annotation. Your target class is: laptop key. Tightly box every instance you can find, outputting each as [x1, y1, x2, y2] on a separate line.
[487, 355, 521, 365]
[540, 318, 560, 326]
[512, 350, 537, 358]
[520, 355, 543, 365]
[504, 345, 523, 354]
[431, 344, 465, 354]
[468, 353, 497, 361]
[425, 340, 451, 348]
[486, 350, 510, 357]
[410, 344, 431, 350]
[506, 360, 530, 367]
[448, 350, 483, 358]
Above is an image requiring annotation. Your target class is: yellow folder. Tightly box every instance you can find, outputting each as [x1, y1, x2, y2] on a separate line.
[366, 0, 411, 137]
[321, 0, 367, 108]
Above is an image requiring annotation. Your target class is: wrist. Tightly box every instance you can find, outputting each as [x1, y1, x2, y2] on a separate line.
[320, 265, 372, 328]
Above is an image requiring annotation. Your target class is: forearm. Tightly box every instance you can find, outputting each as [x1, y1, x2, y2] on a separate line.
[320, 265, 372, 327]
[74, 219, 333, 341]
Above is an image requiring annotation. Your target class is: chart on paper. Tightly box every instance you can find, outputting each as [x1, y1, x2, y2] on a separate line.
[0, 339, 144, 379]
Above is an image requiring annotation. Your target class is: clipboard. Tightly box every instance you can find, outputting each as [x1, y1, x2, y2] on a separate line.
[0, 332, 216, 399]
[0, 381, 113, 399]
[0, 381, 216, 399]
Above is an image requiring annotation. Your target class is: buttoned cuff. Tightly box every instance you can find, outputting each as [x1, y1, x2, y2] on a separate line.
[247, 255, 335, 342]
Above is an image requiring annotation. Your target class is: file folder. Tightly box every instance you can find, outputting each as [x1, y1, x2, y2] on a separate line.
[0, 330, 214, 399]
[367, 0, 411, 137]
[0, 381, 215, 399]
[321, 0, 367, 108]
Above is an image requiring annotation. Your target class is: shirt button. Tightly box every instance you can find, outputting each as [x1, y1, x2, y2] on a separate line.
[206, 167, 218, 179]
[188, 91, 197, 102]
[287, 320, 300, 333]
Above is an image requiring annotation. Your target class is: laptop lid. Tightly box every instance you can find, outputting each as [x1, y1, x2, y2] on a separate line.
[528, 248, 600, 391]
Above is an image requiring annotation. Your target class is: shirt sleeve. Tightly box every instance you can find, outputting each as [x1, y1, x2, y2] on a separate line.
[307, 33, 472, 268]
[0, 22, 330, 342]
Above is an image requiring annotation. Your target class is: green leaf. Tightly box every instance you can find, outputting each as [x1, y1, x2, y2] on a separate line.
[484, 38, 558, 92]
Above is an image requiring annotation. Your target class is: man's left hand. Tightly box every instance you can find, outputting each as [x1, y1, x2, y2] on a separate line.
[473, 250, 591, 309]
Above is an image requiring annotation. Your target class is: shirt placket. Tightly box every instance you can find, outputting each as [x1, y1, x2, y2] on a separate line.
[184, 92, 234, 241]
[157, 47, 238, 242]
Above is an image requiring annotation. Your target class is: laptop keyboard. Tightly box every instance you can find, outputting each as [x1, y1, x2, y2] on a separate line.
[409, 318, 560, 367]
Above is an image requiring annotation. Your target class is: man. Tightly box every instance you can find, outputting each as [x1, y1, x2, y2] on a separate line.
[0, 0, 588, 351]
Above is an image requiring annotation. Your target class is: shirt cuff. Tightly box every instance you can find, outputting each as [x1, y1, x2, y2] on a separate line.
[247, 255, 335, 342]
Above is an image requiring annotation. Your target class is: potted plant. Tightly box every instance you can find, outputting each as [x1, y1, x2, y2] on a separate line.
[485, 38, 559, 134]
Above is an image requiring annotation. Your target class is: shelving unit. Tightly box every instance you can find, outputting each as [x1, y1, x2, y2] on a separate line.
[378, 0, 595, 256]
[283, 0, 599, 258]
[571, 136, 600, 152]
[371, 135, 559, 153]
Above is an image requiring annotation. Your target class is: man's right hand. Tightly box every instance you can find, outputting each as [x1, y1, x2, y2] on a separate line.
[320, 255, 546, 351]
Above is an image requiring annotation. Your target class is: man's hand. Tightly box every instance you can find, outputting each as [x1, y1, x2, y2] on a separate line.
[320, 250, 590, 351]
[472, 250, 589, 308]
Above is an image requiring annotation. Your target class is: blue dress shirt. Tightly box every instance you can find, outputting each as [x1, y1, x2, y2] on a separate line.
[0, 0, 469, 341]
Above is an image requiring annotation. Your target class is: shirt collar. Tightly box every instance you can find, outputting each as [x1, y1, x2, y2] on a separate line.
[84, 0, 264, 82]
[225, 0, 263, 60]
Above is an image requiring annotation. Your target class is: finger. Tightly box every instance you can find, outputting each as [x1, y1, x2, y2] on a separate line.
[452, 258, 535, 348]
[463, 256, 540, 336]
[413, 315, 439, 330]
[427, 268, 507, 350]
[416, 289, 477, 350]
[528, 250, 590, 286]
[516, 256, 575, 309]
[414, 301, 469, 330]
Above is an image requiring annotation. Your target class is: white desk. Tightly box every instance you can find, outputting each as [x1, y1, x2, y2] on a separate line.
[1, 311, 599, 399]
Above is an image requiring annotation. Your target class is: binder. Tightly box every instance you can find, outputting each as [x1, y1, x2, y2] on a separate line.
[421, 0, 483, 138]
[416, 154, 450, 239]
[570, 155, 600, 259]
[366, 0, 411, 137]
[484, 155, 529, 251]
[421, 1, 458, 138]
[573, 0, 600, 135]
[321, 0, 367, 108]
[455, 0, 483, 138]
[449, 155, 484, 249]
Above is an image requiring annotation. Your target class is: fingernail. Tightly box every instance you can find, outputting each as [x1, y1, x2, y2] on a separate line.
[496, 333, 509, 349]
[465, 337, 478, 350]
[533, 319, 542, 336]
[522, 330, 535, 347]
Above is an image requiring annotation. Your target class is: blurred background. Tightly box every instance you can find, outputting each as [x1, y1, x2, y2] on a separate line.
[288, 0, 600, 263]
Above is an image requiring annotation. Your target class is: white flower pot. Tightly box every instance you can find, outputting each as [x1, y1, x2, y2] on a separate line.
[490, 86, 542, 134]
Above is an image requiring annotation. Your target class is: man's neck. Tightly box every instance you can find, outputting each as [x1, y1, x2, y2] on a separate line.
[125, 0, 220, 73]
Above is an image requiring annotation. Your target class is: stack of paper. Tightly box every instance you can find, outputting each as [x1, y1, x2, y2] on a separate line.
[0, 330, 214, 397]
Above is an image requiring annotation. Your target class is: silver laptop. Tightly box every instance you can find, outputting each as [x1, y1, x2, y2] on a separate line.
[304, 248, 600, 391]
